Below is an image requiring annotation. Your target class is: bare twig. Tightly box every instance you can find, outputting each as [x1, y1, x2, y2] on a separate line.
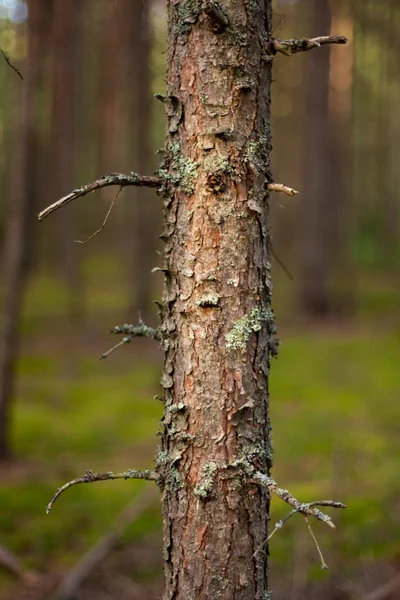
[204, 2, 229, 32]
[253, 509, 297, 557]
[0, 48, 23, 79]
[37, 172, 161, 221]
[51, 487, 158, 600]
[272, 35, 347, 56]
[304, 516, 328, 570]
[268, 182, 299, 196]
[47, 469, 159, 514]
[100, 320, 161, 359]
[75, 186, 122, 244]
[100, 337, 132, 359]
[252, 472, 346, 529]
[270, 246, 293, 281]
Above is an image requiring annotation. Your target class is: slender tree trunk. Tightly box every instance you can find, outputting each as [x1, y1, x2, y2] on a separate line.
[0, 0, 51, 461]
[297, 0, 334, 317]
[51, 0, 84, 329]
[157, 2, 274, 598]
[122, 0, 156, 318]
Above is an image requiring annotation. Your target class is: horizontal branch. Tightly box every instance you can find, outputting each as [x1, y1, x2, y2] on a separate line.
[110, 322, 161, 340]
[37, 172, 161, 221]
[46, 468, 159, 513]
[268, 182, 299, 197]
[100, 321, 161, 359]
[272, 35, 347, 56]
[253, 472, 346, 529]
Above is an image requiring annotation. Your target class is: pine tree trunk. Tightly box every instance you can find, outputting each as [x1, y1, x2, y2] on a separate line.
[157, 2, 274, 598]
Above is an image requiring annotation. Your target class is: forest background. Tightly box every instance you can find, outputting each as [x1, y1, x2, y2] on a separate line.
[0, 1, 399, 599]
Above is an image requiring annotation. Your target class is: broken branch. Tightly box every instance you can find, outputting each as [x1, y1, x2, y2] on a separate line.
[37, 172, 161, 221]
[268, 182, 298, 196]
[1, 47, 23, 79]
[47, 468, 159, 513]
[204, 2, 229, 32]
[252, 472, 346, 529]
[272, 35, 347, 56]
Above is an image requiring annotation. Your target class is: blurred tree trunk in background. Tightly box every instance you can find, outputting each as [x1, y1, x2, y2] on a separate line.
[378, 1, 399, 265]
[97, 4, 120, 177]
[0, 0, 52, 461]
[297, 0, 338, 317]
[51, 0, 84, 330]
[328, 0, 354, 315]
[122, 0, 155, 318]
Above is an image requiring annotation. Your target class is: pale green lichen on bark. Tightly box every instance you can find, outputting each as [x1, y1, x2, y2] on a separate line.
[156, 447, 184, 491]
[244, 134, 270, 173]
[176, 0, 202, 36]
[204, 154, 234, 176]
[225, 306, 274, 352]
[194, 461, 218, 498]
[195, 293, 220, 307]
[158, 142, 199, 195]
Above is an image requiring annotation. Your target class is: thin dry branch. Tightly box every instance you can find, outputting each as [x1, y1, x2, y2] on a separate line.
[272, 35, 347, 56]
[109, 322, 161, 340]
[253, 509, 297, 557]
[270, 245, 293, 281]
[37, 172, 161, 221]
[253, 472, 346, 529]
[100, 321, 161, 359]
[47, 469, 158, 514]
[52, 487, 158, 600]
[268, 182, 298, 196]
[75, 186, 122, 244]
[304, 516, 328, 570]
[1, 47, 23, 79]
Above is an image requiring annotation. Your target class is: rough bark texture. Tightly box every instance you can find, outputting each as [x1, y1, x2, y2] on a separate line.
[157, 2, 274, 598]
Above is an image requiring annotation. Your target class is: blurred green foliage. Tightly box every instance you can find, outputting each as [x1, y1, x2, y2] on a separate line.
[1, 264, 399, 589]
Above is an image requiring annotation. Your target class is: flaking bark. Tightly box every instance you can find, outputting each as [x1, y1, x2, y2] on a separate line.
[157, 2, 274, 598]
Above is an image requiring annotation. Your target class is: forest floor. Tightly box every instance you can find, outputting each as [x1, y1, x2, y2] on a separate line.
[0, 266, 399, 599]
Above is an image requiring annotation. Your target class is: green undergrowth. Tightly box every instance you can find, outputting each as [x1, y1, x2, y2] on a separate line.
[269, 329, 400, 580]
[0, 264, 399, 588]
[0, 356, 163, 575]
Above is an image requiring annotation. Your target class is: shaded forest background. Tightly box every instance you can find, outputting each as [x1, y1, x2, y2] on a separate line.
[0, 0, 399, 599]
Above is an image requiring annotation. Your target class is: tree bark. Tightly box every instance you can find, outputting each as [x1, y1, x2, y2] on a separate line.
[0, 0, 52, 461]
[157, 2, 274, 598]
